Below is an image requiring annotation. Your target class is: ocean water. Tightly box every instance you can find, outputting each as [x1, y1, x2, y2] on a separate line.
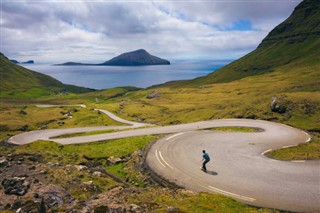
[22, 60, 231, 89]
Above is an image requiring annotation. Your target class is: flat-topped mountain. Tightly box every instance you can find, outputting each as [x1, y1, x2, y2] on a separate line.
[56, 49, 170, 66]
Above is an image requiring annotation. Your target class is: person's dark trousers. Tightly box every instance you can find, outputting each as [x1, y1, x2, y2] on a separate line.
[202, 160, 210, 171]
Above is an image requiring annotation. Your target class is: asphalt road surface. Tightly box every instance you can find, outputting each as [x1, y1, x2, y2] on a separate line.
[8, 107, 320, 212]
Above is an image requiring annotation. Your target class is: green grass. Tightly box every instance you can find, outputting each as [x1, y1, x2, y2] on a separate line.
[101, 65, 320, 129]
[50, 129, 119, 139]
[50, 125, 155, 139]
[13, 136, 157, 165]
[124, 188, 278, 213]
[0, 105, 125, 132]
[0, 88, 53, 99]
[266, 136, 320, 160]
[63, 136, 156, 160]
[107, 163, 127, 178]
[208, 127, 263, 132]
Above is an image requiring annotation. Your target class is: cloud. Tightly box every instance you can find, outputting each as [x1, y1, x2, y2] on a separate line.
[154, 1, 300, 29]
[1, 0, 301, 63]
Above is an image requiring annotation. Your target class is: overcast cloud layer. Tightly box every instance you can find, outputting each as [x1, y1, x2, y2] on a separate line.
[1, 0, 301, 63]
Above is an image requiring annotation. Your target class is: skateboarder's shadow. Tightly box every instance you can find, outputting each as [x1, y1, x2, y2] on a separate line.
[206, 171, 218, 176]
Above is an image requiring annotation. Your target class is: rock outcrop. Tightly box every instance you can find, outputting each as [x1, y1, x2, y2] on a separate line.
[2, 177, 30, 196]
[270, 97, 287, 114]
[146, 90, 160, 99]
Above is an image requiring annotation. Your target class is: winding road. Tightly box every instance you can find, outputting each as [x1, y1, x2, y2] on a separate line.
[8, 106, 320, 212]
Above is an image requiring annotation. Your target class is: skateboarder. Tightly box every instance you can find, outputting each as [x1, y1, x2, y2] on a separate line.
[200, 150, 210, 172]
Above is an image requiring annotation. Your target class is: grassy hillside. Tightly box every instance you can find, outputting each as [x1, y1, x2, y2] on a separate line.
[0, 53, 94, 98]
[159, 0, 319, 87]
[98, 0, 320, 129]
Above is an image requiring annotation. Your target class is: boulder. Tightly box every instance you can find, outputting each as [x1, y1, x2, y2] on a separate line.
[2, 177, 30, 196]
[74, 165, 88, 171]
[93, 205, 126, 213]
[34, 184, 73, 208]
[167, 206, 180, 213]
[28, 156, 40, 162]
[93, 171, 102, 177]
[270, 97, 287, 114]
[82, 181, 93, 186]
[28, 165, 36, 170]
[107, 156, 123, 165]
[0, 158, 9, 167]
[146, 90, 160, 99]
[130, 204, 144, 212]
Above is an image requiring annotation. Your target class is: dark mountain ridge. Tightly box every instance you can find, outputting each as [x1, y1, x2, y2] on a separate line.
[56, 49, 170, 66]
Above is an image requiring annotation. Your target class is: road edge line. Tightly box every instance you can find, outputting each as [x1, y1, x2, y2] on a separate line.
[200, 185, 255, 202]
[155, 150, 166, 168]
[159, 151, 174, 169]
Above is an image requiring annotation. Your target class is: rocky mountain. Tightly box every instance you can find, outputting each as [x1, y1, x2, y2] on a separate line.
[101, 49, 170, 66]
[56, 49, 170, 66]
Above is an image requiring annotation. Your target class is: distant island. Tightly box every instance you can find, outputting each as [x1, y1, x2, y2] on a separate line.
[10, 59, 34, 64]
[55, 49, 170, 66]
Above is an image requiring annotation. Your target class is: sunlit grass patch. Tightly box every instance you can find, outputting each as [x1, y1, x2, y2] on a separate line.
[124, 188, 278, 213]
[13, 136, 157, 165]
[208, 126, 263, 132]
[0, 105, 125, 131]
[50, 129, 119, 139]
[64, 135, 157, 160]
[266, 136, 320, 160]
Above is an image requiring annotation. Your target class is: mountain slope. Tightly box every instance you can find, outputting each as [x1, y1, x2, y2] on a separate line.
[102, 49, 170, 66]
[164, 0, 319, 87]
[105, 0, 319, 132]
[0, 53, 94, 96]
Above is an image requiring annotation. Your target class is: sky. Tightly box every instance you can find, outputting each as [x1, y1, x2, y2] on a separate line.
[1, 0, 301, 63]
